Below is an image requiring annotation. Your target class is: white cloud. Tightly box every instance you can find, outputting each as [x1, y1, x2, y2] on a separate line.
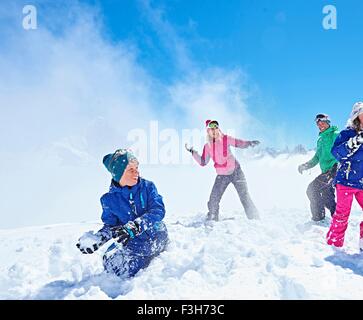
[169, 68, 262, 136]
[0, 1, 277, 228]
[0, 2, 161, 228]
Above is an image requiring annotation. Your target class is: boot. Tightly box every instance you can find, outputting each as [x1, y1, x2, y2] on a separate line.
[207, 212, 219, 221]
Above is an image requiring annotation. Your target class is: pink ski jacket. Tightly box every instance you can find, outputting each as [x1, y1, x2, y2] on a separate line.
[192, 135, 251, 175]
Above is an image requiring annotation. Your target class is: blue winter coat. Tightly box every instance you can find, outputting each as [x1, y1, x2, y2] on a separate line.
[100, 178, 168, 257]
[332, 128, 363, 190]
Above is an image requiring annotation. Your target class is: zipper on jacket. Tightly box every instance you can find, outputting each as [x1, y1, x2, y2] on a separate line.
[212, 136, 228, 168]
[140, 193, 145, 209]
[129, 193, 137, 215]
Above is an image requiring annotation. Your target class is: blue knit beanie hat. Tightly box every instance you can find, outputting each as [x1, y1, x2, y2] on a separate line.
[103, 149, 138, 182]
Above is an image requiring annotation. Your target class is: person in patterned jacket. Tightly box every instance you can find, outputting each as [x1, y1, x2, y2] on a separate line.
[327, 102, 363, 250]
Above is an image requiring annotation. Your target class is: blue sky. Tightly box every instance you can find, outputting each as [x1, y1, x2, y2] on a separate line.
[3, 0, 363, 149]
[1, 0, 363, 227]
[87, 0, 363, 147]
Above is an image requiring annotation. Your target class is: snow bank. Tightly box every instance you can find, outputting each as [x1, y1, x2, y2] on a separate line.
[1, 153, 363, 300]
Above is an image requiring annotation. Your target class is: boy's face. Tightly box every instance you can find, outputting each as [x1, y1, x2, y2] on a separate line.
[119, 160, 139, 187]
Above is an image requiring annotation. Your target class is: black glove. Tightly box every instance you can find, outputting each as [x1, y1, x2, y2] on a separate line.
[110, 221, 141, 245]
[248, 140, 260, 147]
[298, 163, 309, 174]
[76, 231, 108, 254]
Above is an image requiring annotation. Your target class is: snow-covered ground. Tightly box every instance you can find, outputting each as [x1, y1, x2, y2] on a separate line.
[1, 152, 363, 300]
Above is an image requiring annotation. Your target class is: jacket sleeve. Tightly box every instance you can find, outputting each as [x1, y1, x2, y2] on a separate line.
[84, 195, 119, 242]
[100, 194, 120, 226]
[192, 145, 211, 166]
[227, 135, 251, 149]
[135, 182, 166, 233]
[331, 130, 357, 161]
[304, 152, 319, 169]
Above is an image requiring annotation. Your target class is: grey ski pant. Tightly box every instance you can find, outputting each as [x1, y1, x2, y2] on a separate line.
[306, 169, 337, 221]
[207, 165, 259, 220]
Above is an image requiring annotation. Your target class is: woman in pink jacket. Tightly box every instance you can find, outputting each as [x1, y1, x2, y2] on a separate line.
[186, 120, 260, 221]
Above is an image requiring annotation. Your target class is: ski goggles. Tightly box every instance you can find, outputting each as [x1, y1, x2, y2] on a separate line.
[315, 115, 330, 124]
[207, 121, 219, 129]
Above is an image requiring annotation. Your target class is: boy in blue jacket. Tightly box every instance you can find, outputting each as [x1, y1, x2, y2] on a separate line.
[76, 149, 168, 278]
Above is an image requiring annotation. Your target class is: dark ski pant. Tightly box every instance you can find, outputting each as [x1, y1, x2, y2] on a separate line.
[306, 171, 336, 221]
[103, 230, 168, 278]
[207, 165, 259, 220]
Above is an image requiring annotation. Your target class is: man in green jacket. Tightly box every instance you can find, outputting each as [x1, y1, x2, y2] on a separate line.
[298, 114, 339, 221]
